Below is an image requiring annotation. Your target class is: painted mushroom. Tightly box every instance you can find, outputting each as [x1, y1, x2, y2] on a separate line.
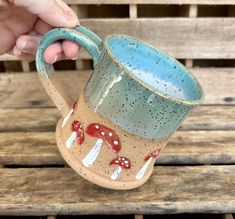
[66, 120, 84, 149]
[82, 123, 121, 167]
[62, 98, 79, 128]
[135, 149, 161, 180]
[110, 157, 131, 180]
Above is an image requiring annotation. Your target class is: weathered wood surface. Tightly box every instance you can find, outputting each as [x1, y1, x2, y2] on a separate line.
[65, 0, 235, 5]
[80, 18, 235, 59]
[0, 68, 235, 108]
[0, 131, 234, 166]
[0, 166, 234, 215]
[223, 214, 234, 219]
[0, 106, 234, 132]
[0, 54, 17, 61]
[0, 18, 235, 60]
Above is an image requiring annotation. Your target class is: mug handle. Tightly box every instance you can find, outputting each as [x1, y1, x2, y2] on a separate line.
[36, 25, 103, 117]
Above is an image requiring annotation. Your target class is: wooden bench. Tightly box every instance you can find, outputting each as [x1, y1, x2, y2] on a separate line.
[0, 0, 234, 218]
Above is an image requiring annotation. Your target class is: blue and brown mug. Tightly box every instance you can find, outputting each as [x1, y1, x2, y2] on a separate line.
[36, 25, 204, 190]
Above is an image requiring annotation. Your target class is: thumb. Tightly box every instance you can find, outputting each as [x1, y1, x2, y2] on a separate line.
[10, 0, 79, 27]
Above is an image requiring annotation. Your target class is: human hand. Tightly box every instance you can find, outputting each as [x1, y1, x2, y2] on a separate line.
[0, 0, 80, 63]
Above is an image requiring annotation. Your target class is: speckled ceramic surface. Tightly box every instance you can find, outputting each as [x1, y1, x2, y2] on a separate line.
[36, 25, 204, 190]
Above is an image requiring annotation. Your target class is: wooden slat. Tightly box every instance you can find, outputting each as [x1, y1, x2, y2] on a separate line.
[66, 0, 235, 5]
[189, 4, 198, 17]
[1, 18, 234, 61]
[0, 108, 59, 132]
[0, 166, 234, 215]
[135, 215, 143, 219]
[0, 132, 61, 166]
[0, 68, 235, 108]
[0, 54, 17, 61]
[129, 4, 138, 19]
[79, 18, 235, 59]
[223, 214, 234, 219]
[0, 71, 89, 108]
[47, 217, 56, 219]
[185, 4, 198, 68]
[163, 130, 235, 164]
[0, 106, 234, 132]
[0, 130, 234, 166]
[21, 62, 30, 72]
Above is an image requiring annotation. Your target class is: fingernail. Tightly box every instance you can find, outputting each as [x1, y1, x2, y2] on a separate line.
[72, 54, 78, 60]
[21, 41, 36, 51]
[52, 55, 58, 64]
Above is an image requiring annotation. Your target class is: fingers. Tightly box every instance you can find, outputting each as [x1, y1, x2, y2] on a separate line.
[14, 29, 80, 63]
[62, 41, 80, 60]
[11, 0, 79, 27]
[16, 35, 41, 55]
[13, 46, 35, 62]
[34, 19, 52, 35]
[0, 26, 15, 55]
[43, 42, 63, 64]
[44, 41, 80, 63]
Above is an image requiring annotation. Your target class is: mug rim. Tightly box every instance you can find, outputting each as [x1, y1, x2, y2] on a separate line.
[103, 34, 205, 106]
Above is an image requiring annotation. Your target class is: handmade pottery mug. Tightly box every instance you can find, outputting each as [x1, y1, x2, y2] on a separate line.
[36, 25, 204, 190]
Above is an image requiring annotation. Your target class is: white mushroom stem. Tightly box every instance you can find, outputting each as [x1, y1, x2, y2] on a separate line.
[135, 157, 153, 180]
[66, 131, 77, 149]
[82, 139, 103, 167]
[62, 109, 73, 128]
[111, 166, 123, 181]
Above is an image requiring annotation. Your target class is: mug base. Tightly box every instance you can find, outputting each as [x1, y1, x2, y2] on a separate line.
[56, 118, 153, 190]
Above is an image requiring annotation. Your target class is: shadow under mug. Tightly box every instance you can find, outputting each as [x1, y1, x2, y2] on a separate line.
[36, 25, 204, 190]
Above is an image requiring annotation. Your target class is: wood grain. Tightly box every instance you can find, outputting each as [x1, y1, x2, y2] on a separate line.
[223, 214, 234, 219]
[0, 54, 17, 61]
[0, 166, 234, 215]
[65, 0, 235, 5]
[0, 18, 235, 60]
[0, 131, 234, 166]
[0, 71, 89, 108]
[0, 106, 234, 132]
[135, 215, 143, 219]
[0, 68, 235, 108]
[79, 18, 235, 59]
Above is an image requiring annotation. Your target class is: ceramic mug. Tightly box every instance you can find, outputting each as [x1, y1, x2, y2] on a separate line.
[36, 25, 204, 190]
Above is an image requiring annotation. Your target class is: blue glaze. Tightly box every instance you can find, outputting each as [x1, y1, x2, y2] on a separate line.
[107, 36, 201, 102]
[36, 25, 204, 139]
[85, 34, 204, 138]
[36, 26, 102, 77]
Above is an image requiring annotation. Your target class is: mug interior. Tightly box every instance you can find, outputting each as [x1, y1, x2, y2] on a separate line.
[106, 35, 204, 105]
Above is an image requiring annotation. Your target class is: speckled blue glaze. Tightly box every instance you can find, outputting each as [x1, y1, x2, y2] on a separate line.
[36, 25, 204, 139]
[36, 26, 103, 76]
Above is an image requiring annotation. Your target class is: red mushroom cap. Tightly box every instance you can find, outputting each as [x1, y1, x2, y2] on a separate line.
[86, 123, 121, 153]
[144, 149, 161, 161]
[110, 157, 131, 170]
[71, 120, 84, 145]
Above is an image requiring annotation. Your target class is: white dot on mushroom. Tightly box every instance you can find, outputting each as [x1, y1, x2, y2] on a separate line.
[101, 131, 105, 136]
[113, 140, 118, 145]
[108, 132, 113, 137]
[95, 125, 99, 129]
